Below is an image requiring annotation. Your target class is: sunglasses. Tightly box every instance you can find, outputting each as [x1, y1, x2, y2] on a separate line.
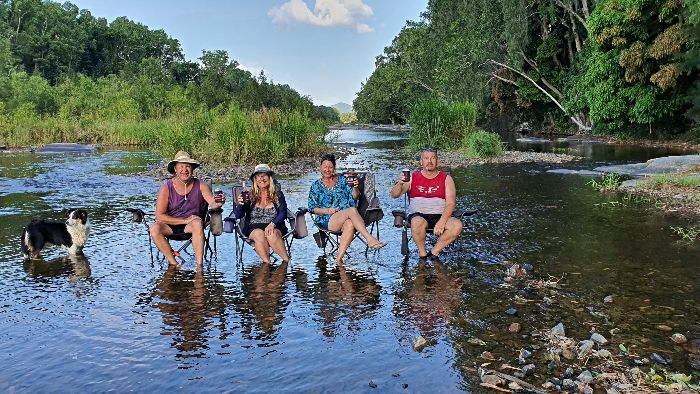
[422, 146, 437, 152]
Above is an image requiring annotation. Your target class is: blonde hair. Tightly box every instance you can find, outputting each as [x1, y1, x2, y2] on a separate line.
[251, 175, 280, 206]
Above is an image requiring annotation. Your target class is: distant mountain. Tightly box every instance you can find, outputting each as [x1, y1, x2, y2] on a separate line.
[331, 102, 353, 113]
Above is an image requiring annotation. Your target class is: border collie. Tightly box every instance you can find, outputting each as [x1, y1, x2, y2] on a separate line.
[21, 209, 90, 259]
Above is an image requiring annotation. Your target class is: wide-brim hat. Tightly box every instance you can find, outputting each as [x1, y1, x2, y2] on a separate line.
[250, 163, 274, 180]
[167, 151, 200, 174]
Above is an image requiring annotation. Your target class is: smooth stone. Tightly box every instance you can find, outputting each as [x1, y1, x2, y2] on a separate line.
[597, 349, 612, 358]
[657, 324, 673, 331]
[650, 352, 671, 365]
[591, 333, 608, 345]
[481, 374, 504, 385]
[509, 323, 521, 333]
[603, 295, 614, 304]
[505, 308, 518, 316]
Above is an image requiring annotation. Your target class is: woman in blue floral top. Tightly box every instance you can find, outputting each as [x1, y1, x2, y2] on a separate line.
[308, 153, 386, 264]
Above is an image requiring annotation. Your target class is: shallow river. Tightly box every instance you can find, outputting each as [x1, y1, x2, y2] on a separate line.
[0, 129, 698, 392]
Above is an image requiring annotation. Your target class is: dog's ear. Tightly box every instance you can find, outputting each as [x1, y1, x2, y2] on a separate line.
[79, 210, 88, 223]
[65, 209, 74, 219]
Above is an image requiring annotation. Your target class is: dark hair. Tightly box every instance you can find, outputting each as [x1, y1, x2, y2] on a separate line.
[320, 153, 336, 166]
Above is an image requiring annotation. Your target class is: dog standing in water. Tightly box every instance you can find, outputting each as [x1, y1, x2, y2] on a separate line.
[21, 209, 90, 259]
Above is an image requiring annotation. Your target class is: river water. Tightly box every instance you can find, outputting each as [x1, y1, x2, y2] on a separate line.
[1, 129, 698, 392]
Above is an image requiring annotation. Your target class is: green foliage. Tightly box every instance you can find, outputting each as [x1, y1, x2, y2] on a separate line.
[0, 0, 332, 164]
[461, 130, 504, 158]
[671, 226, 700, 241]
[407, 99, 476, 149]
[644, 174, 700, 188]
[588, 173, 623, 191]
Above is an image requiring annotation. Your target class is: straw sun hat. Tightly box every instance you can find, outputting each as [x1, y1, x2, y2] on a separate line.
[167, 151, 201, 174]
[250, 164, 274, 180]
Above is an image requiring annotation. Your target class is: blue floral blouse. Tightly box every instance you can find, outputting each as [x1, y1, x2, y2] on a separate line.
[308, 174, 358, 228]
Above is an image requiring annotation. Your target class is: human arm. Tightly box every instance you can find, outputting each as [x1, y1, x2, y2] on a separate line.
[390, 172, 411, 198]
[271, 190, 288, 226]
[433, 174, 457, 236]
[200, 181, 224, 209]
[308, 181, 338, 215]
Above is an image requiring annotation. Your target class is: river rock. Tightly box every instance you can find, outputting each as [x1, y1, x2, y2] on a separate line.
[577, 370, 594, 384]
[36, 143, 96, 154]
[481, 351, 496, 360]
[595, 155, 700, 177]
[689, 354, 700, 370]
[413, 336, 427, 351]
[562, 379, 576, 390]
[657, 324, 673, 331]
[578, 340, 595, 357]
[597, 349, 612, 358]
[481, 374, 504, 385]
[562, 367, 574, 378]
[687, 339, 700, 354]
[522, 364, 535, 375]
[509, 323, 521, 333]
[562, 349, 576, 360]
[369, 380, 377, 388]
[670, 333, 687, 344]
[551, 322, 566, 337]
[591, 333, 608, 345]
[650, 352, 671, 365]
[505, 308, 518, 316]
[603, 295, 614, 304]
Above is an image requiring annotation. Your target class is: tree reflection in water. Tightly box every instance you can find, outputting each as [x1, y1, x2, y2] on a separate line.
[151, 265, 226, 359]
[311, 257, 381, 338]
[393, 259, 463, 346]
[238, 261, 290, 341]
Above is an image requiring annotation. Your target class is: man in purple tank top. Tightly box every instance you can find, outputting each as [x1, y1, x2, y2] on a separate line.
[149, 151, 225, 267]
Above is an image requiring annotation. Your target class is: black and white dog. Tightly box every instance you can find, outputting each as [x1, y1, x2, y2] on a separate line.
[21, 209, 90, 259]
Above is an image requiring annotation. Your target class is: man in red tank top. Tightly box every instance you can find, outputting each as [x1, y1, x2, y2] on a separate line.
[390, 148, 463, 260]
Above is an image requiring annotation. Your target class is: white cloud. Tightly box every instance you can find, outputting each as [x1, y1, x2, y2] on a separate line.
[269, 0, 374, 33]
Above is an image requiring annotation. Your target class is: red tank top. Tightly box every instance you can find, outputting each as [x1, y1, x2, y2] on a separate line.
[409, 171, 447, 199]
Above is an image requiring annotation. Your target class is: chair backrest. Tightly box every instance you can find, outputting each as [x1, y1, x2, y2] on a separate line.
[356, 172, 383, 225]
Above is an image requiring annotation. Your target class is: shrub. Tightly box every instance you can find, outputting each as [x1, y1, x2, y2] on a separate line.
[462, 130, 504, 158]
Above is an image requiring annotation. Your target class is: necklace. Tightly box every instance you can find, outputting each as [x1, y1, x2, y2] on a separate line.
[178, 178, 191, 201]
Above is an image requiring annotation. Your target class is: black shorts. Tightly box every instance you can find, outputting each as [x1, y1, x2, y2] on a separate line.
[168, 224, 188, 235]
[408, 213, 442, 230]
[244, 223, 288, 237]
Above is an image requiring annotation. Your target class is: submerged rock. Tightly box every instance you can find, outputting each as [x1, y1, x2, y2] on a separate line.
[36, 143, 96, 154]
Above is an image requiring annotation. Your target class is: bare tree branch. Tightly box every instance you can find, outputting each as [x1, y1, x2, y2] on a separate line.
[488, 59, 591, 131]
[554, 0, 587, 28]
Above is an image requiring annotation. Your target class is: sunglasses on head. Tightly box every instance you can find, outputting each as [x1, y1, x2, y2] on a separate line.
[422, 146, 438, 153]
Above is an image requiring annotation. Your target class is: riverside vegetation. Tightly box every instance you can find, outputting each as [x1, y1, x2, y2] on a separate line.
[355, 0, 700, 142]
[0, 2, 335, 164]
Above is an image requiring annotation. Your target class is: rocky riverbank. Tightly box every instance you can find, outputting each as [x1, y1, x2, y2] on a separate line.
[143, 149, 579, 182]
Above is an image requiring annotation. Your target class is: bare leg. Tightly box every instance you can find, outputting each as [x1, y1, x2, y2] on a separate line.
[265, 229, 290, 262]
[431, 217, 463, 256]
[327, 207, 380, 245]
[410, 216, 429, 258]
[335, 220, 355, 264]
[249, 229, 272, 263]
[149, 222, 178, 266]
[185, 217, 205, 267]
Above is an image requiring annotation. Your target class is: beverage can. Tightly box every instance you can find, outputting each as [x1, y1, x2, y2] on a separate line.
[241, 190, 251, 203]
[402, 168, 411, 182]
[346, 172, 357, 186]
[213, 188, 224, 203]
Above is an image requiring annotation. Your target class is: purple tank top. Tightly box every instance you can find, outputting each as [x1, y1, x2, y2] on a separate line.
[166, 178, 206, 219]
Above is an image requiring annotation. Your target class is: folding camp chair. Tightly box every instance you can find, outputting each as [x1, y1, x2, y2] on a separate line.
[224, 185, 308, 264]
[126, 178, 222, 264]
[391, 193, 477, 258]
[310, 172, 384, 257]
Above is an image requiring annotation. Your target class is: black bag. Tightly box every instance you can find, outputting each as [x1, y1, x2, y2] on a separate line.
[313, 231, 327, 248]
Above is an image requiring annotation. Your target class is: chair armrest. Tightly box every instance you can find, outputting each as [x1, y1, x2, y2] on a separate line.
[455, 208, 478, 218]
[391, 210, 406, 219]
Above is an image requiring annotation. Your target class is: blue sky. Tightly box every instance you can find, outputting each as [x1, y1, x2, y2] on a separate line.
[69, 0, 428, 107]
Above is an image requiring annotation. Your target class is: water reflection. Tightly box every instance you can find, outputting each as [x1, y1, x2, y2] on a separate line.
[23, 254, 91, 280]
[238, 261, 290, 340]
[312, 257, 381, 337]
[394, 260, 462, 344]
[151, 266, 226, 359]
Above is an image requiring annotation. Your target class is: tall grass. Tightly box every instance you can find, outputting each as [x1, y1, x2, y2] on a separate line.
[462, 130, 504, 158]
[0, 102, 329, 165]
[407, 99, 476, 150]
